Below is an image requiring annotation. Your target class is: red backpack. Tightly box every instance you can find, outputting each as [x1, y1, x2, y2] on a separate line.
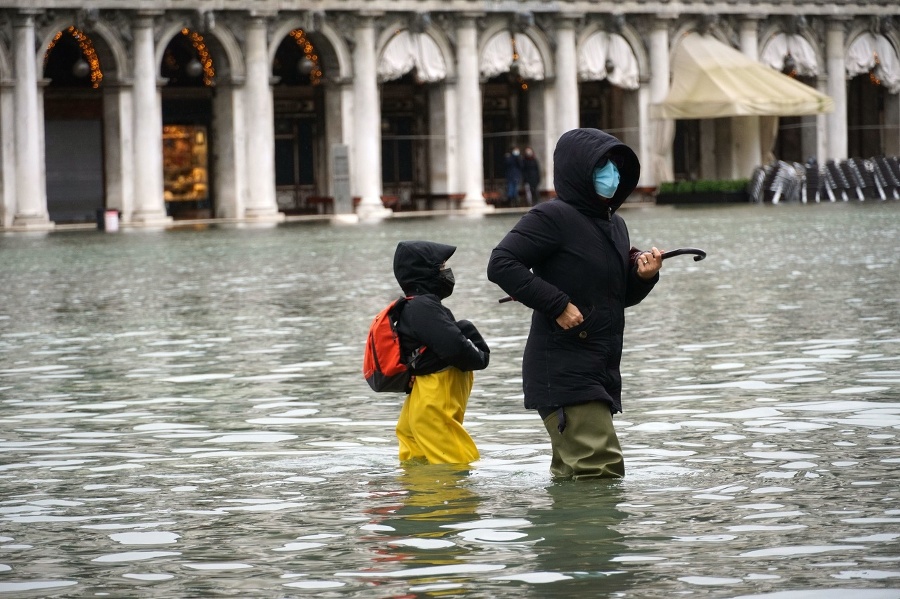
[363, 297, 425, 393]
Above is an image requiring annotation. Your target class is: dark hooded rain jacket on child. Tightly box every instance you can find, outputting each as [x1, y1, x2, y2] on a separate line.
[392, 240, 489, 464]
[393, 241, 490, 375]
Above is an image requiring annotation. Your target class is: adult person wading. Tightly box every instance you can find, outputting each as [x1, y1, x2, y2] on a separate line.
[487, 128, 663, 480]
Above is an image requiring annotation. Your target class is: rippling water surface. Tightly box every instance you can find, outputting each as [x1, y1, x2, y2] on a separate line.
[1, 203, 899, 598]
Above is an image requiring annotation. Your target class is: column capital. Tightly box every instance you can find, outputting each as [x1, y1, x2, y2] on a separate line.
[740, 16, 764, 32]
[827, 16, 853, 32]
[557, 13, 583, 26]
[132, 11, 162, 28]
[12, 9, 42, 27]
[454, 12, 484, 28]
[651, 14, 678, 35]
[354, 10, 384, 26]
[247, 10, 277, 21]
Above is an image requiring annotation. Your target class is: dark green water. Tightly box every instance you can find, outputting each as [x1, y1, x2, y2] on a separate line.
[1, 203, 899, 598]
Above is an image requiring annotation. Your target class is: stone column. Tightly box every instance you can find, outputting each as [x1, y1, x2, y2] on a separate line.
[555, 15, 580, 141]
[1, 80, 15, 227]
[734, 17, 763, 178]
[243, 16, 282, 222]
[649, 16, 673, 185]
[323, 79, 345, 198]
[212, 79, 246, 219]
[131, 12, 170, 226]
[455, 15, 489, 212]
[102, 83, 133, 219]
[815, 75, 829, 165]
[826, 18, 849, 161]
[636, 79, 653, 188]
[428, 82, 455, 195]
[352, 13, 390, 220]
[884, 91, 900, 157]
[11, 12, 52, 230]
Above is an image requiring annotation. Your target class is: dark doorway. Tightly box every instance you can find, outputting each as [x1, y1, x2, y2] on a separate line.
[273, 29, 327, 213]
[482, 75, 530, 200]
[848, 73, 886, 158]
[673, 119, 701, 181]
[43, 27, 105, 223]
[579, 80, 625, 130]
[381, 72, 430, 206]
[161, 30, 214, 219]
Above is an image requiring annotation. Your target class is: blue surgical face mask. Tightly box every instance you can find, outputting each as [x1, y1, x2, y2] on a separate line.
[593, 161, 620, 199]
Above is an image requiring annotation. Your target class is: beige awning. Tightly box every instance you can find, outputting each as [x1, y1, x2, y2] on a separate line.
[652, 33, 834, 119]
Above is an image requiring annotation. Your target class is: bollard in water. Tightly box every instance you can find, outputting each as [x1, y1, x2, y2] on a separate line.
[98, 209, 119, 232]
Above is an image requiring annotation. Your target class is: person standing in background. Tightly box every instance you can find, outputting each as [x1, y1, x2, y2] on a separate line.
[504, 147, 523, 207]
[522, 147, 541, 206]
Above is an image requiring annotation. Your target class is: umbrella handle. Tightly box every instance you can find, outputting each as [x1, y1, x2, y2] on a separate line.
[660, 247, 707, 262]
[497, 246, 707, 303]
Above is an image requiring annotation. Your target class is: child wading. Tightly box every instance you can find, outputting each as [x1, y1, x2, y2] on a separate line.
[392, 241, 490, 464]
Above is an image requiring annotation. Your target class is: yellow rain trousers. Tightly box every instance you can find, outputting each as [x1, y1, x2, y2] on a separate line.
[396, 367, 479, 465]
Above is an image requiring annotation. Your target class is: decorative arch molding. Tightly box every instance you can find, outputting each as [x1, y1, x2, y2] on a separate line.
[375, 17, 456, 84]
[422, 23, 457, 81]
[479, 26, 552, 81]
[670, 21, 735, 62]
[36, 16, 129, 84]
[84, 21, 130, 83]
[269, 19, 350, 83]
[156, 20, 190, 78]
[845, 29, 900, 93]
[203, 24, 244, 83]
[153, 20, 243, 83]
[609, 22, 649, 81]
[576, 26, 642, 89]
[760, 31, 822, 77]
[521, 25, 554, 80]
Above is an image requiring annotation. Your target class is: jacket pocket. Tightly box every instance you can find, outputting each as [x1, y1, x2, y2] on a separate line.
[549, 304, 613, 340]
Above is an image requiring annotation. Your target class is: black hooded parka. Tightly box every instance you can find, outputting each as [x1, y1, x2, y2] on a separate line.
[486, 129, 658, 414]
[393, 241, 490, 376]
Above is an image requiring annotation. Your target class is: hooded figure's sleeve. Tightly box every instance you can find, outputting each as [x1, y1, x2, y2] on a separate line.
[620, 219, 659, 308]
[404, 296, 489, 372]
[486, 208, 571, 319]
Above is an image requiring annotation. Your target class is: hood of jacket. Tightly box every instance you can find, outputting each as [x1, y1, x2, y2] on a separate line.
[393, 240, 457, 295]
[552, 128, 640, 219]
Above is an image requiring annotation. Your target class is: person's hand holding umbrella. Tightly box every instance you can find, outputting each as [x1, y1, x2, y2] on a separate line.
[636, 247, 663, 280]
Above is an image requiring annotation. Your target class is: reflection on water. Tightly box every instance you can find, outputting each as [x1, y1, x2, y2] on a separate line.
[1, 204, 898, 597]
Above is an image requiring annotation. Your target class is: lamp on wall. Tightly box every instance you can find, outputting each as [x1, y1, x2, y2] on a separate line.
[297, 56, 315, 75]
[72, 57, 90, 78]
[185, 58, 203, 78]
[605, 58, 615, 75]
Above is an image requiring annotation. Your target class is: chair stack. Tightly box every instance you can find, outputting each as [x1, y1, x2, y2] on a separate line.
[749, 156, 900, 203]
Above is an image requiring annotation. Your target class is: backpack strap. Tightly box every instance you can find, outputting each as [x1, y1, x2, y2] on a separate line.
[392, 295, 426, 368]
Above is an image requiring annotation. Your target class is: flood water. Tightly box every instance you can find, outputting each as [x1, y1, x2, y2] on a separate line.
[1, 203, 899, 598]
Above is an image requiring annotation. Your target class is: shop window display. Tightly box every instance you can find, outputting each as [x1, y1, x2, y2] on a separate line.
[163, 125, 209, 204]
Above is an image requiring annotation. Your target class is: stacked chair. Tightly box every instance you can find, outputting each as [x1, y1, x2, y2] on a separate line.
[748, 156, 900, 203]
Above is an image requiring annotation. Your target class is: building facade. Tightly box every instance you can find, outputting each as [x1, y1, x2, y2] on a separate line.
[0, 1, 898, 230]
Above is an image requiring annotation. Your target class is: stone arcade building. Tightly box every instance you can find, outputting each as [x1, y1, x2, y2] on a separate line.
[0, 1, 898, 230]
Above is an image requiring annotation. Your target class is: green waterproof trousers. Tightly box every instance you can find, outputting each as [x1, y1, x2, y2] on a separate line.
[541, 401, 625, 479]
